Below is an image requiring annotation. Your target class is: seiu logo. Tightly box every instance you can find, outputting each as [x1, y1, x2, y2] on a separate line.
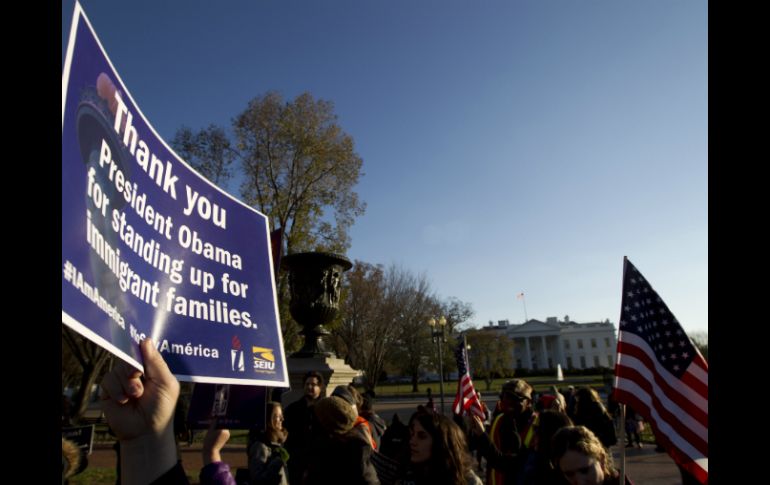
[252, 346, 276, 372]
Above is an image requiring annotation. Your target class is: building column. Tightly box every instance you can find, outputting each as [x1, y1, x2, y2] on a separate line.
[524, 337, 532, 370]
[540, 335, 549, 369]
[556, 335, 566, 368]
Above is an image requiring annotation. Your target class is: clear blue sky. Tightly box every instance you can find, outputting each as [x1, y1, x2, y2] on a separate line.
[62, 1, 708, 336]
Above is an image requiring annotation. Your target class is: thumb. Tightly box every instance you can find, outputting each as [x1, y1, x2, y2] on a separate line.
[140, 339, 177, 392]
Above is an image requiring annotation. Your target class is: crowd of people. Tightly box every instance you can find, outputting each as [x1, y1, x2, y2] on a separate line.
[81, 338, 649, 484]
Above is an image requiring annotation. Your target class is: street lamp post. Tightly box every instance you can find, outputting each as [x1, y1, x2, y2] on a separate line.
[428, 316, 447, 414]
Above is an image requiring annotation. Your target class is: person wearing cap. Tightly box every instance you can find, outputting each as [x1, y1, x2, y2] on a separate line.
[479, 379, 538, 485]
[537, 387, 567, 414]
[332, 385, 379, 450]
[303, 395, 380, 484]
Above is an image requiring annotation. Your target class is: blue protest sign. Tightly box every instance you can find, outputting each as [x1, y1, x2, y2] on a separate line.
[61, 3, 287, 386]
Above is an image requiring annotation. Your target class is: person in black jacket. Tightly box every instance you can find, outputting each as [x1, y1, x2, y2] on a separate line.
[283, 371, 324, 484]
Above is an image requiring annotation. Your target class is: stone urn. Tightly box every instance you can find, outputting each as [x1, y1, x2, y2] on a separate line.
[281, 251, 352, 357]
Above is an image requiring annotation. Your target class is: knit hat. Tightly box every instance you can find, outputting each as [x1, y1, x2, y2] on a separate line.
[538, 394, 556, 409]
[314, 396, 357, 435]
[331, 385, 356, 407]
[501, 379, 533, 401]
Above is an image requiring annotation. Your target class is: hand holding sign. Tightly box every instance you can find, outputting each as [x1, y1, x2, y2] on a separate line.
[100, 338, 180, 484]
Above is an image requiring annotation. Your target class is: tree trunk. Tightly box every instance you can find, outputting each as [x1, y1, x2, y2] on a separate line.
[411, 374, 419, 393]
[62, 326, 112, 424]
[71, 350, 110, 423]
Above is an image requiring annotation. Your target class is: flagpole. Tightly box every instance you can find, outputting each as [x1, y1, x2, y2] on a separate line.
[620, 404, 627, 482]
[616, 256, 628, 483]
[517, 291, 528, 322]
[463, 334, 470, 374]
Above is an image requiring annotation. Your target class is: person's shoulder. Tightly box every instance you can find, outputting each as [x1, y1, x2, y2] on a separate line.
[249, 430, 270, 445]
[341, 429, 372, 449]
[285, 398, 307, 412]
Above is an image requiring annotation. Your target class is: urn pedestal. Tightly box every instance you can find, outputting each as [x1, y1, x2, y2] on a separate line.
[280, 252, 359, 404]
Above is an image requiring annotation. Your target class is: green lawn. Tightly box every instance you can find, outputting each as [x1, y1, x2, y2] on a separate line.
[67, 467, 197, 485]
[68, 467, 116, 485]
[372, 375, 606, 396]
[69, 468, 198, 485]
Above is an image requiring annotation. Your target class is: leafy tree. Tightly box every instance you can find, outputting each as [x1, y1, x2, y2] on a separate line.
[233, 91, 365, 255]
[172, 92, 366, 351]
[387, 274, 438, 393]
[465, 328, 514, 390]
[62, 326, 113, 423]
[434, 298, 474, 380]
[334, 264, 438, 392]
[62, 335, 82, 393]
[172, 124, 236, 186]
[332, 261, 387, 389]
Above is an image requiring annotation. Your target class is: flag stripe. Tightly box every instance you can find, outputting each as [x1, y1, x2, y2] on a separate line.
[615, 387, 708, 480]
[615, 354, 708, 431]
[616, 356, 708, 432]
[615, 382, 707, 461]
[680, 365, 708, 398]
[614, 259, 708, 484]
[453, 338, 485, 419]
[615, 369, 707, 454]
[687, 356, 708, 383]
[618, 333, 709, 406]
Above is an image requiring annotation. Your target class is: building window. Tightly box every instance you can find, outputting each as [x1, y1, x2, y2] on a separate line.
[607, 355, 614, 367]
[594, 356, 600, 367]
[580, 356, 586, 368]
[564, 340, 571, 350]
[577, 339, 584, 349]
[605, 337, 611, 347]
[567, 357, 573, 369]
[591, 338, 597, 348]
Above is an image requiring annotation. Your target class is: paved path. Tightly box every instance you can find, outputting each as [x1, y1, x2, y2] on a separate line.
[90, 441, 684, 484]
[89, 442, 249, 481]
[610, 444, 684, 484]
[87, 398, 685, 484]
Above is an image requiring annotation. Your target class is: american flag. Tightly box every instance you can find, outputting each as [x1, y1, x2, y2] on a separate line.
[613, 258, 708, 484]
[452, 336, 486, 419]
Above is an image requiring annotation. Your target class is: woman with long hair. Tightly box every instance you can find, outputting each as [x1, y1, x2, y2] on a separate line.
[572, 387, 617, 449]
[551, 425, 633, 485]
[398, 407, 482, 485]
[247, 401, 289, 485]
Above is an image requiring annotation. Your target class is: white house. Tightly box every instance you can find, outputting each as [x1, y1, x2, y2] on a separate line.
[482, 316, 617, 370]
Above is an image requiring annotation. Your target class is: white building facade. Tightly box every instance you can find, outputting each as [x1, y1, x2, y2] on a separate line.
[483, 316, 618, 370]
